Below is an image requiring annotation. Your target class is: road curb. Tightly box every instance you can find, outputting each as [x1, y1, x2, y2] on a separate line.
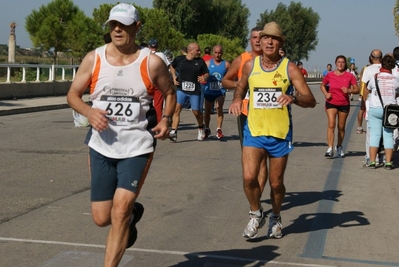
[0, 104, 70, 116]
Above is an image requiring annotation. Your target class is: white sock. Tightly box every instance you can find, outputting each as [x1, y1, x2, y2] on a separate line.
[250, 209, 262, 217]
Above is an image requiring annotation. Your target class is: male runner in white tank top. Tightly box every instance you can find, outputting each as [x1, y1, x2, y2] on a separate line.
[67, 3, 176, 266]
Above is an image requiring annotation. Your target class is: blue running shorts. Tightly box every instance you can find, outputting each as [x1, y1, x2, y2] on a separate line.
[89, 148, 152, 201]
[243, 125, 293, 157]
[176, 90, 201, 111]
[204, 93, 225, 103]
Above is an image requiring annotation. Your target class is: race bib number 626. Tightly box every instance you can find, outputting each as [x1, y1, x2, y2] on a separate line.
[98, 95, 140, 125]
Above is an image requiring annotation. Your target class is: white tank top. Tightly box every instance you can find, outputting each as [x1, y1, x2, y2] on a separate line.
[88, 45, 156, 158]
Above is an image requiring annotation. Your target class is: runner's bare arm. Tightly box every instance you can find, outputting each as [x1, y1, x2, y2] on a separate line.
[169, 65, 179, 86]
[229, 59, 251, 116]
[67, 51, 94, 115]
[288, 62, 316, 108]
[67, 50, 109, 132]
[222, 56, 241, 89]
[148, 53, 177, 139]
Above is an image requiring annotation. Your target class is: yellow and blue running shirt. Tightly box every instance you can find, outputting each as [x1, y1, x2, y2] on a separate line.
[247, 56, 294, 140]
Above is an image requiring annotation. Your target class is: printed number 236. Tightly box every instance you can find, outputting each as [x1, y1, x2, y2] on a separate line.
[257, 92, 277, 103]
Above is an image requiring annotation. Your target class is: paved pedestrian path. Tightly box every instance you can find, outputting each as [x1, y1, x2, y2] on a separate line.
[0, 95, 90, 116]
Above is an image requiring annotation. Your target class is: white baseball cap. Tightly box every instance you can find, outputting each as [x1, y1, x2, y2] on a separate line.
[105, 3, 139, 26]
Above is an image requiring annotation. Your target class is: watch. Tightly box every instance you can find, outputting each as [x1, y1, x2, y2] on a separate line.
[162, 115, 172, 125]
[292, 95, 298, 104]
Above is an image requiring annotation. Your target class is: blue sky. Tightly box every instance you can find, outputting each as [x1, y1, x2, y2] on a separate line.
[1, 0, 398, 71]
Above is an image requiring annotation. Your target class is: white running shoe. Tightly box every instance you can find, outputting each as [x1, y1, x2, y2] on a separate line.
[169, 130, 177, 142]
[197, 128, 205, 140]
[336, 146, 345, 157]
[324, 147, 334, 158]
[243, 211, 265, 239]
[267, 216, 283, 239]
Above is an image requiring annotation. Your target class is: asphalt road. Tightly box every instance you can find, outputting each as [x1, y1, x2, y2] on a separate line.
[0, 85, 399, 267]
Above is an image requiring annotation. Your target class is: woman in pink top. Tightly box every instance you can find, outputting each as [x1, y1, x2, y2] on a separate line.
[320, 55, 359, 158]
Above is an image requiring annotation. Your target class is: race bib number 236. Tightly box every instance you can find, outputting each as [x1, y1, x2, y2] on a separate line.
[252, 88, 282, 109]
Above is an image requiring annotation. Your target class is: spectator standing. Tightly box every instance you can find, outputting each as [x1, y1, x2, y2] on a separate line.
[363, 54, 399, 169]
[362, 49, 383, 165]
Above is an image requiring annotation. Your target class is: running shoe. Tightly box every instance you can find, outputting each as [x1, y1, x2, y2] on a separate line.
[336, 146, 345, 157]
[243, 210, 265, 239]
[356, 128, 366, 134]
[375, 161, 384, 168]
[127, 202, 144, 248]
[267, 215, 283, 239]
[384, 162, 394, 170]
[362, 156, 370, 167]
[324, 147, 334, 158]
[216, 128, 224, 139]
[197, 128, 205, 141]
[169, 130, 177, 142]
[204, 128, 211, 139]
[365, 162, 376, 169]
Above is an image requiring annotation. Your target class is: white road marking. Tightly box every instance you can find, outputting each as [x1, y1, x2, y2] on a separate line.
[0, 237, 337, 267]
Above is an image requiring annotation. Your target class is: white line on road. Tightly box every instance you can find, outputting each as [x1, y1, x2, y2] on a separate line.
[0, 237, 337, 267]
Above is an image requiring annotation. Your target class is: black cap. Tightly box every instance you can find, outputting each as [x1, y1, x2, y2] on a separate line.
[148, 39, 158, 48]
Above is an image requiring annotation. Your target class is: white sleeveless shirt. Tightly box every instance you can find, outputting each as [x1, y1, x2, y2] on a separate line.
[88, 45, 156, 159]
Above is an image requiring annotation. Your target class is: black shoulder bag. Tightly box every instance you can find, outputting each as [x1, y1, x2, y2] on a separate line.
[374, 76, 399, 129]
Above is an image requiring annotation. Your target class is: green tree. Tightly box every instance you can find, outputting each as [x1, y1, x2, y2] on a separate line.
[92, 3, 115, 35]
[210, 0, 250, 48]
[256, 1, 319, 62]
[153, 0, 210, 38]
[153, 0, 250, 48]
[25, 0, 89, 64]
[92, 4, 186, 54]
[394, 0, 399, 37]
[136, 7, 185, 52]
[197, 34, 244, 62]
[65, 14, 103, 62]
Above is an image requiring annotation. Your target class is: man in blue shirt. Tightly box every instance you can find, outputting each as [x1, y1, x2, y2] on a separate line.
[322, 63, 332, 77]
[203, 45, 230, 139]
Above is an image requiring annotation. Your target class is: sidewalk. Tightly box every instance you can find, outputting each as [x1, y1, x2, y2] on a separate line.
[0, 95, 89, 116]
